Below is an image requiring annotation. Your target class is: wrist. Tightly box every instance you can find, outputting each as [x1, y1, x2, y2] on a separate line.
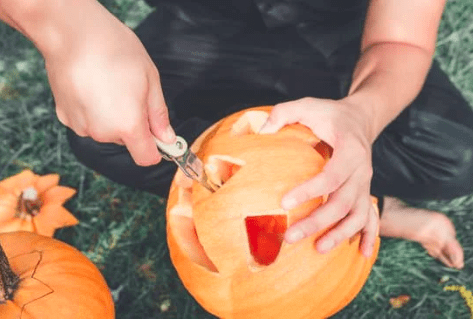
[340, 93, 382, 145]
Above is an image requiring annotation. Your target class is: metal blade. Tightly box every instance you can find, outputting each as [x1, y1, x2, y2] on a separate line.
[155, 136, 219, 192]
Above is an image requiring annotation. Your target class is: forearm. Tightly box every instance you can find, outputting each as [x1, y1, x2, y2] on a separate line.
[342, 42, 433, 143]
[0, 0, 121, 58]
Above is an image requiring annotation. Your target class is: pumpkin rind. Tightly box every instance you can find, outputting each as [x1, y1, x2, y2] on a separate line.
[0, 231, 115, 318]
[166, 106, 380, 319]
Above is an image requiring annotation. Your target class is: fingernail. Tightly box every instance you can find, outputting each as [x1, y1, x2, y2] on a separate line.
[285, 230, 304, 243]
[163, 125, 176, 143]
[317, 239, 334, 253]
[363, 246, 373, 258]
[282, 197, 298, 210]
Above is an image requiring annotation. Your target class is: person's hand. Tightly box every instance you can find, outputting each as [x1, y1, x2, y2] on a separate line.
[43, 4, 175, 166]
[259, 98, 379, 257]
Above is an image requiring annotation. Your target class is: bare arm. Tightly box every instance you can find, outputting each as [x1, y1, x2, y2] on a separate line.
[0, 0, 104, 57]
[258, 0, 448, 256]
[0, 0, 176, 165]
[343, 0, 447, 143]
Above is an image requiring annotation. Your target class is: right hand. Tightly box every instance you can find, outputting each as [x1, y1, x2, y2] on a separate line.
[43, 3, 175, 166]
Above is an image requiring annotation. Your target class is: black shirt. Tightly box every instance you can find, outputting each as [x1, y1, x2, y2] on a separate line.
[144, 0, 368, 57]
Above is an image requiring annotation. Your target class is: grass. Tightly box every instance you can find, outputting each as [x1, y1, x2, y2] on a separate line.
[0, 0, 472, 318]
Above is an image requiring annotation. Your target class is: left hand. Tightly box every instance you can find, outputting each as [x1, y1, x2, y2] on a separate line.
[259, 97, 379, 257]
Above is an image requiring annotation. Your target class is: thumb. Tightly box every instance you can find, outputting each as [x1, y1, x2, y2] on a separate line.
[258, 103, 301, 134]
[148, 79, 176, 144]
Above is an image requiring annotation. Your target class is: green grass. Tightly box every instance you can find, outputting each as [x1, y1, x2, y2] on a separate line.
[1, 1, 473, 318]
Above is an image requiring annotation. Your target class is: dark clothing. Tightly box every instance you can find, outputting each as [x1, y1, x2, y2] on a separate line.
[67, 0, 473, 203]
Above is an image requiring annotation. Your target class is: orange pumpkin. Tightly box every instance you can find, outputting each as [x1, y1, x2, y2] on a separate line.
[0, 170, 78, 236]
[166, 106, 380, 319]
[0, 231, 115, 318]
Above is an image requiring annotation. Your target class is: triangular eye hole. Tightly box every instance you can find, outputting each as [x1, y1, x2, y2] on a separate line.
[231, 111, 269, 136]
[245, 215, 287, 266]
[205, 155, 245, 188]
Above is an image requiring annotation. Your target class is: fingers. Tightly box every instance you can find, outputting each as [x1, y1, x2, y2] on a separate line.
[316, 196, 377, 257]
[122, 123, 162, 166]
[258, 98, 378, 256]
[284, 164, 377, 257]
[359, 204, 379, 257]
[284, 163, 368, 241]
[258, 99, 337, 146]
[286, 186, 378, 257]
[281, 136, 366, 210]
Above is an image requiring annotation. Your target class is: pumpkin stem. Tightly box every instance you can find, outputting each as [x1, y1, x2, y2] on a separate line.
[17, 186, 42, 217]
[0, 243, 19, 304]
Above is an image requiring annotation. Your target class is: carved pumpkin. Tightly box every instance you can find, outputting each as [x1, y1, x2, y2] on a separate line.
[0, 231, 115, 318]
[0, 170, 78, 236]
[166, 106, 380, 319]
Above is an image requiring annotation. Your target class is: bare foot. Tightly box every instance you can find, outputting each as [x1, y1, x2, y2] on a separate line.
[379, 196, 464, 269]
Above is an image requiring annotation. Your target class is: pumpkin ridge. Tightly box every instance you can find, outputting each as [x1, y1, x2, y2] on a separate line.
[9, 249, 54, 262]
[168, 215, 219, 273]
[307, 239, 364, 316]
[20, 277, 54, 319]
[323, 237, 381, 317]
[0, 232, 115, 318]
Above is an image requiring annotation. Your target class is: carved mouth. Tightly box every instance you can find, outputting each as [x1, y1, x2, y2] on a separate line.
[245, 214, 287, 266]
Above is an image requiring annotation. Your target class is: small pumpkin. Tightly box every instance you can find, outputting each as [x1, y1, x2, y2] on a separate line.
[0, 170, 78, 236]
[0, 231, 115, 318]
[166, 106, 380, 319]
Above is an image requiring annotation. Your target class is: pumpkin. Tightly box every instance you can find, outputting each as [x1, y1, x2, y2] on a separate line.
[0, 170, 78, 236]
[0, 231, 115, 318]
[166, 106, 380, 319]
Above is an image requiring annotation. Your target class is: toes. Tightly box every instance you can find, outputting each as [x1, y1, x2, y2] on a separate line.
[423, 237, 464, 269]
[442, 239, 464, 269]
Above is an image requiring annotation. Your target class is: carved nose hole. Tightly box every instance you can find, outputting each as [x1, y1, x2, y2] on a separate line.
[205, 156, 245, 188]
[245, 215, 287, 266]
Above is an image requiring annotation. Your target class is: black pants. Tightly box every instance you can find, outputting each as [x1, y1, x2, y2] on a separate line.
[67, 5, 473, 203]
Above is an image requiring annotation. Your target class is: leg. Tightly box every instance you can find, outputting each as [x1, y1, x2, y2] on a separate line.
[371, 61, 473, 269]
[370, 60, 473, 201]
[330, 37, 471, 268]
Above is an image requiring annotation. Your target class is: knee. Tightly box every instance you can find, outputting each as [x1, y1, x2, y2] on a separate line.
[66, 128, 108, 167]
[66, 128, 176, 198]
[414, 121, 473, 198]
[446, 137, 473, 189]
